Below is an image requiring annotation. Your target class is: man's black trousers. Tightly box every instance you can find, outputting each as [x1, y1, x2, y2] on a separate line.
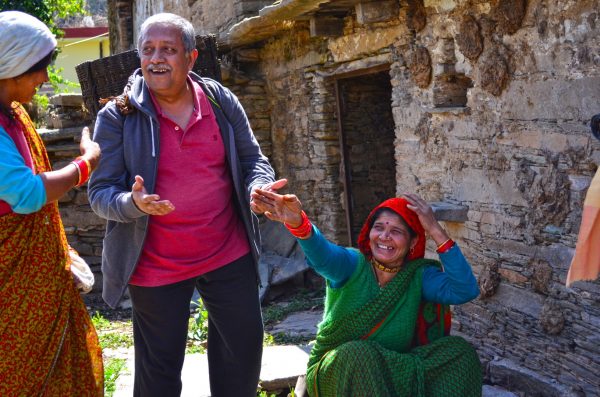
[129, 253, 263, 397]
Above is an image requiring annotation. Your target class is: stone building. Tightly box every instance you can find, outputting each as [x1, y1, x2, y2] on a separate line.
[106, 0, 600, 395]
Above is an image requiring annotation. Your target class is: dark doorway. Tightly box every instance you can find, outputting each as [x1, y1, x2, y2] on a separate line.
[335, 67, 396, 246]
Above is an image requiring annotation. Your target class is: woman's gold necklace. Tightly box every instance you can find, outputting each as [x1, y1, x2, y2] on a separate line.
[371, 258, 400, 273]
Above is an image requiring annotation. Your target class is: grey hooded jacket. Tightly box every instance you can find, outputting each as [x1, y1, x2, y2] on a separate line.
[88, 69, 275, 308]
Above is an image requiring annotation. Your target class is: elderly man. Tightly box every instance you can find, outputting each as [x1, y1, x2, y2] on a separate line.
[89, 13, 284, 397]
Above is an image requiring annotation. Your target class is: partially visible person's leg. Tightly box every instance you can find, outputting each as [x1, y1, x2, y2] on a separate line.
[129, 278, 197, 397]
[197, 253, 263, 397]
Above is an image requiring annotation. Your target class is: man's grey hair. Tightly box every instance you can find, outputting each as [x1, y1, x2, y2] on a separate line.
[137, 13, 196, 53]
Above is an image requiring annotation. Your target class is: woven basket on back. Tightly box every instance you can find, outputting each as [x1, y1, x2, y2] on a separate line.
[75, 35, 221, 118]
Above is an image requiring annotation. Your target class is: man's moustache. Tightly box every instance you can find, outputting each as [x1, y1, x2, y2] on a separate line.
[146, 65, 172, 72]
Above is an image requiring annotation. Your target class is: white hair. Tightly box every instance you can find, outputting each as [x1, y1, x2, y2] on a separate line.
[137, 13, 196, 53]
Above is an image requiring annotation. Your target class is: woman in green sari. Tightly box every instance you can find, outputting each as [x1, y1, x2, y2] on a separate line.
[251, 190, 482, 397]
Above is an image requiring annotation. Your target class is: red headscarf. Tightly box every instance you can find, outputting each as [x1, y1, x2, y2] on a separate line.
[357, 197, 426, 262]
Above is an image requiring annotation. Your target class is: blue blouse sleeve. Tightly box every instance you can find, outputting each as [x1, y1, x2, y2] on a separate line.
[421, 244, 479, 305]
[297, 225, 358, 288]
[0, 126, 46, 214]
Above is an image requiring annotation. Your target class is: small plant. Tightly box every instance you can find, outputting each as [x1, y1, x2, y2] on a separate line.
[187, 299, 209, 354]
[257, 391, 277, 397]
[91, 311, 110, 330]
[263, 333, 275, 346]
[48, 65, 80, 93]
[188, 300, 209, 342]
[104, 357, 127, 397]
[91, 311, 133, 349]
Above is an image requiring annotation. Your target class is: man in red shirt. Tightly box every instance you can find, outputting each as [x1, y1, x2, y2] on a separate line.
[89, 13, 285, 397]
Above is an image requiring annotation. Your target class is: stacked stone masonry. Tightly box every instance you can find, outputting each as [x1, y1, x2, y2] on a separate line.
[104, 0, 600, 395]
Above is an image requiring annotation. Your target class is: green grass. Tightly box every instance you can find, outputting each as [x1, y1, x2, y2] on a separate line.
[104, 357, 127, 397]
[91, 311, 134, 350]
[99, 332, 134, 350]
[91, 311, 111, 330]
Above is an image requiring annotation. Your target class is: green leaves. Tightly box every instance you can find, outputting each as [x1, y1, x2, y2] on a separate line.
[0, 0, 85, 35]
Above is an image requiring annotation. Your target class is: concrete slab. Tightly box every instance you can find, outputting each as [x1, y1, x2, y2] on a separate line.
[113, 345, 310, 396]
[259, 345, 310, 391]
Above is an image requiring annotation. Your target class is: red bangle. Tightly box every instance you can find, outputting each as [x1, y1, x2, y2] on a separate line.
[436, 239, 455, 254]
[71, 157, 91, 186]
[285, 211, 312, 239]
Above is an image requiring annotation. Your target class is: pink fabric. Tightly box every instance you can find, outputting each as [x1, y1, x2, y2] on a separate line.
[130, 79, 250, 286]
[0, 111, 34, 215]
[566, 168, 600, 286]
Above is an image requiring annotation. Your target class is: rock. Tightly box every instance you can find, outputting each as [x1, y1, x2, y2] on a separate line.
[259, 345, 311, 392]
[260, 220, 297, 258]
[482, 385, 519, 397]
[261, 248, 309, 286]
[488, 358, 582, 397]
[49, 93, 84, 108]
[430, 201, 469, 222]
[270, 310, 322, 338]
[294, 374, 308, 397]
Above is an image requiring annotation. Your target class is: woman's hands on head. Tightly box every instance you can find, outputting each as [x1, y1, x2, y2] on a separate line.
[79, 127, 100, 171]
[403, 192, 450, 246]
[251, 188, 304, 227]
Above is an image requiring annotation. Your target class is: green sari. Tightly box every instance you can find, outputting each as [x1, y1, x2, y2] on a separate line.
[306, 254, 481, 397]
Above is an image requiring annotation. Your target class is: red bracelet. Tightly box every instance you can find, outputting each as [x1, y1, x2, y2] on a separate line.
[436, 239, 455, 254]
[285, 211, 312, 239]
[71, 157, 91, 186]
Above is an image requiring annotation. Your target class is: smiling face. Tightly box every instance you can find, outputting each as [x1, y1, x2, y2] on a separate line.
[139, 23, 197, 99]
[368, 210, 417, 268]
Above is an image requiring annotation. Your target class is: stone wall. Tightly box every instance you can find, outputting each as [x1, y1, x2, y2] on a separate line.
[389, 2, 599, 394]
[223, 0, 600, 395]
[130, 0, 272, 42]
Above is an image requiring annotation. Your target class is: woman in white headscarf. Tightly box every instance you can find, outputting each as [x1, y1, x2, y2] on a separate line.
[0, 11, 103, 396]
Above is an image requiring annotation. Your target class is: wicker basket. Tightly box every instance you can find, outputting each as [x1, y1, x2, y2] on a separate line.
[75, 34, 221, 118]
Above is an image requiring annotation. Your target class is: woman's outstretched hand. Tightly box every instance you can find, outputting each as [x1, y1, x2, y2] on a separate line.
[250, 178, 288, 215]
[403, 192, 450, 245]
[79, 127, 100, 171]
[251, 188, 303, 227]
